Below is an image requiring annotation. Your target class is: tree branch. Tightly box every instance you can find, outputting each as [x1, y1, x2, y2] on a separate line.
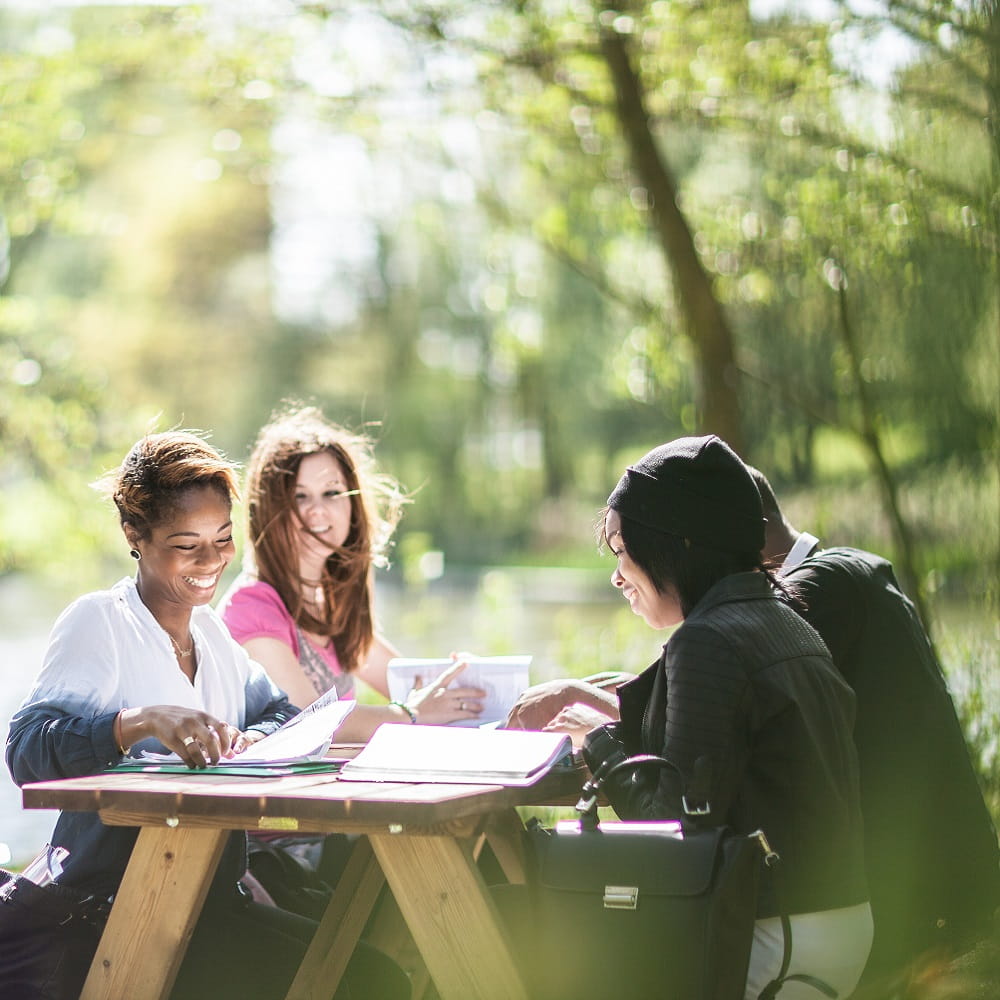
[834, 270, 937, 639]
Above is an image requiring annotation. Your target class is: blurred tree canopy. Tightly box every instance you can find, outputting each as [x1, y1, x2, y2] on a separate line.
[0, 1, 996, 608]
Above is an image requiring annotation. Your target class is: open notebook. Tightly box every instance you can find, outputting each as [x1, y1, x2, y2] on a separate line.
[386, 655, 531, 727]
[338, 723, 574, 786]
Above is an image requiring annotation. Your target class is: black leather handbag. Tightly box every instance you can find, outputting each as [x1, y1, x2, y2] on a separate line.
[515, 754, 772, 1000]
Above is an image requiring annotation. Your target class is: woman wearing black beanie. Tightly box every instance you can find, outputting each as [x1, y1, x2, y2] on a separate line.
[582, 435, 873, 1000]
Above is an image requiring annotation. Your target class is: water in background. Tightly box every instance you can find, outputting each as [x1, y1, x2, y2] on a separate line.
[1, 585, 63, 867]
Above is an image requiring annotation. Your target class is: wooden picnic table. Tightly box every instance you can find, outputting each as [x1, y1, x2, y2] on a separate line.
[21, 763, 582, 1000]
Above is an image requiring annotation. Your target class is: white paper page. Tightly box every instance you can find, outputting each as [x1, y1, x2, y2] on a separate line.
[278, 683, 344, 726]
[386, 656, 531, 727]
[235, 699, 355, 763]
[140, 699, 355, 765]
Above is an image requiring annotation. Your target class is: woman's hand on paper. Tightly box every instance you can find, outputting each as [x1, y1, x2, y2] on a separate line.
[504, 678, 622, 748]
[542, 703, 616, 749]
[118, 704, 237, 768]
[407, 655, 486, 725]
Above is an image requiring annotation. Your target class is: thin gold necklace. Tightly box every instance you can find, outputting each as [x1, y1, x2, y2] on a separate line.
[167, 632, 194, 658]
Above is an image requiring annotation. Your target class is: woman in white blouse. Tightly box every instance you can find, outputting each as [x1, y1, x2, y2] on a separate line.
[4, 430, 406, 1000]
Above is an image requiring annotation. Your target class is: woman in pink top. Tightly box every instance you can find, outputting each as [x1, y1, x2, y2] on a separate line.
[219, 405, 484, 742]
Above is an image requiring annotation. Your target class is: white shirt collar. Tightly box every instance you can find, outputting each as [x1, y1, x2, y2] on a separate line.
[779, 531, 820, 575]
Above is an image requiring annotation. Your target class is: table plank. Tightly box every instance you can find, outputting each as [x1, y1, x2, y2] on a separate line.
[23, 767, 584, 833]
[370, 832, 529, 1000]
[80, 825, 227, 1000]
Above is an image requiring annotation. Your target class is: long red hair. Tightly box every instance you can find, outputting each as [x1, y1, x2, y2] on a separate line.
[243, 406, 405, 673]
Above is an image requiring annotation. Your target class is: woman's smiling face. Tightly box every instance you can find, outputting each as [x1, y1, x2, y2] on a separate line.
[291, 451, 355, 575]
[129, 484, 235, 612]
[605, 508, 683, 630]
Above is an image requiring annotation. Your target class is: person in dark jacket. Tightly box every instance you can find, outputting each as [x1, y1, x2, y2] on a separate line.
[3, 431, 406, 1000]
[582, 436, 872, 999]
[749, 467, 1000, 982]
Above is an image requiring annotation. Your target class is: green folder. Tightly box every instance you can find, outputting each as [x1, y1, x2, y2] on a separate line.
[108, 759, 344, 778]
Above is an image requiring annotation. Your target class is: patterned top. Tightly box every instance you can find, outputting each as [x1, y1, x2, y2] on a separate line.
[218, 575, 354, 702]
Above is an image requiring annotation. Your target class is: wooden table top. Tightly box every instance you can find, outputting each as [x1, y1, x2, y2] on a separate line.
[22, 764, 584, 835]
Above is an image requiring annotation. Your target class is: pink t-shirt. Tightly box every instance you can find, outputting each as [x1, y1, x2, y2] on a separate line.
[218, 575, 354, 702]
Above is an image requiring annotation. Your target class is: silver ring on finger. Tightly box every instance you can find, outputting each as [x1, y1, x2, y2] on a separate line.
[460, 702, 466, 712]
[183, 736, 197, 746]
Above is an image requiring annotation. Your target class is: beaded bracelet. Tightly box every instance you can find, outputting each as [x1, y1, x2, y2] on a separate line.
[389, 701, 417, 724]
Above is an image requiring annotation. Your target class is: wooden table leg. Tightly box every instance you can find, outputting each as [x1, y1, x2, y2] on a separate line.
[478, 808, 528, 884]
[285, 837, 386, 1000]
[81, 825, 228, 1000]
[369, 832, 529, 1000]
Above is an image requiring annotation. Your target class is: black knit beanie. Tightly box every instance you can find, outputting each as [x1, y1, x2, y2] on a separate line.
[607, 435, 765, 554]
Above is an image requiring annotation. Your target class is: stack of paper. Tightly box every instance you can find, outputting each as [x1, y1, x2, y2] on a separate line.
[121, 698, 356, 771]
[338, 723, 573, 786]
[232, 697, 355, 764]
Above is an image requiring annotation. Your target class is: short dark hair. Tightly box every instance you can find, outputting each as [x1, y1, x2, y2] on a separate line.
[96, 431, 239, 540]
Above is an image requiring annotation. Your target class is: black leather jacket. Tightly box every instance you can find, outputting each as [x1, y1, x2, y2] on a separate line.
[787, 547, 1000, 969]
[584, 571, 868, 918]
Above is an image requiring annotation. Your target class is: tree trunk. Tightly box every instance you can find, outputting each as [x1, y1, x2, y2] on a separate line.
[835, 280, 935, 640]
[598, 23, 744, 453]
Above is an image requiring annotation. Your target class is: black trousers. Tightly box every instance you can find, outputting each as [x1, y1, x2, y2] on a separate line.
[173, 890, 409, 1000]
[0, 874, 408, 1000]
[0, 871, 106, 1000]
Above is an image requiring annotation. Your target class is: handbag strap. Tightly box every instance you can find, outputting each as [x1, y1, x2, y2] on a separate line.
[755, 899, 838, 1000]
[575, 752, 711, 830]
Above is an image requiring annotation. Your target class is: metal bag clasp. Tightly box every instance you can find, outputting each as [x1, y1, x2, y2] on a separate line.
[603, 885, 638, 910]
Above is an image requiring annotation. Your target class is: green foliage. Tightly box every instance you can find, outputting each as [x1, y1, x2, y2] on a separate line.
[0, 0, 995, 604]
[0, 8, 291, 580]
[937, 613, 1000, 824]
